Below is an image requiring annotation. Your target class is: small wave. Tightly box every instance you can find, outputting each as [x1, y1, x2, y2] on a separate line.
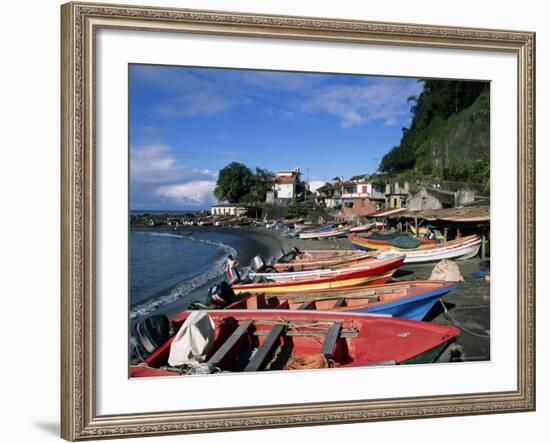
[129, 231, 237, 320]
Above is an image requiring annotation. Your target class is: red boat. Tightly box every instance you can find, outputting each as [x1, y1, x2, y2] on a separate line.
[130, 310, 459, 377]
[272, 249, 379, 272]
[232, 256, 405, 294]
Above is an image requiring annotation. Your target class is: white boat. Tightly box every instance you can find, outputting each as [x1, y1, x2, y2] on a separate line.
[299, 226, 350, 239]
[248, 255, 405, 280]
[376, 235, 482, 264]
[348, 223, 377, 234]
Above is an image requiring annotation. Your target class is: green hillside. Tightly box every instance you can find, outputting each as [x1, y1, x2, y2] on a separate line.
[379, 80, 490, 186]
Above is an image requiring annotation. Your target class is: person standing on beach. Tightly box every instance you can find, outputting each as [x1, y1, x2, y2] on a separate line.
[225, 255, 241, 284]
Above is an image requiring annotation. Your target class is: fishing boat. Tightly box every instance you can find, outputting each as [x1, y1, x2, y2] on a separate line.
[297, 223, 334, 233]
[130, 309, 460, 377]
[273, 249, 379, 272]
[299, 226, 350, 239]
[349, 234, 481, 263]
[232, 256, 405, 294]
[226, 280, 457, 321]
[348, 232, 436, 250]
[348, 222, 377, 234]
[279, 218, 305, 228]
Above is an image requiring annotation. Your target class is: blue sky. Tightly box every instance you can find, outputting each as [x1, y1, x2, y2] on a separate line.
[129, 64, 423, 210]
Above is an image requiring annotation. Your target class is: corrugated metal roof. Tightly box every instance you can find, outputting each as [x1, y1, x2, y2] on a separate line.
[395, 206, 490, 222]
[366, 208, 407, 217]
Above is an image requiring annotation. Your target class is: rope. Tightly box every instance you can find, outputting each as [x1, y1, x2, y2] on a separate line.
[284, 354, 329, 370]
[253, 318, 339, 330]
[439, 300, 490, 338]
[129, 336, 146, 363]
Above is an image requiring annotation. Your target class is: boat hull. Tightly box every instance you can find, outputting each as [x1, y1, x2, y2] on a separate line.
[299, 227, 350, 239]
[359, 287, 449, 320]
[273, 250, 378, 272]
[233, 257, 405, 294]
[130, 309, 460, 377]
[350, 234, 481, 263]
[228, 281, 456, 321]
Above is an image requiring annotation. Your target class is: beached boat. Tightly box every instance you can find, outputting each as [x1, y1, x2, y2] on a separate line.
[280, 218, 305, 228]
[130, 309, 460, 377]
[297, 223, 334, 233]
[226, 280, 457, 321]
[348, 223, 377, 234]
[299, 226, 350, 239]
[349, 234, 481, 263]
[273, 249, 379, 272]
[232, 256, 405, 294]
[348, 232, 436, 250]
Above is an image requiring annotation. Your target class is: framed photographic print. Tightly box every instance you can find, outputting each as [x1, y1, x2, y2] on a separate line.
[61, 1, 535, 440]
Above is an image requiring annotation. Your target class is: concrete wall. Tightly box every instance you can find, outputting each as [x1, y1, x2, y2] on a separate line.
[273, 183, 294, 199]
[407, 188, 444, 211]
[341, 198, 378, 217]
[456, 189, 476, 206]
[211, 206, 248, 216]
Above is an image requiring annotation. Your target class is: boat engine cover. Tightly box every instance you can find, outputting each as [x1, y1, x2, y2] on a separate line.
[135, 315, 170, 354]
[249, 255, 265, 272]
[208, 281, 235, 305]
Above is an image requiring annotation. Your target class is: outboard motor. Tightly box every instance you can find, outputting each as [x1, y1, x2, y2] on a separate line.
[207, 281, 235, 306]
[134, 315, 171, 354]
[249, 255, 266, 272]
[277, 247, 301, 264]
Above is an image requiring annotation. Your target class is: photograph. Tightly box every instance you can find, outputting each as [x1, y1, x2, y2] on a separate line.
[128, 64, 491, 377]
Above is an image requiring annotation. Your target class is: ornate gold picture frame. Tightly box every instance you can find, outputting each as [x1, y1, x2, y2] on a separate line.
[61, 2, 535, 440]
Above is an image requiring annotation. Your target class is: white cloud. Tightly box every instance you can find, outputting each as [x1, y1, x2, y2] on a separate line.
[299, 78, 423, 128]
[308, 180, 328, 193]
[130, 144, 218, 208]
[131, 144, 217, 184]
[155, 90, 233, 117]
[156, 180, 217, 204]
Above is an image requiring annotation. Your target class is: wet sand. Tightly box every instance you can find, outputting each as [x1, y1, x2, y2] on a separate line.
[396, 258, 491, 362]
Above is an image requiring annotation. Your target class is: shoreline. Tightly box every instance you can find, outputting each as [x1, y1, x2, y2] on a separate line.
[132, 226, 286, 321]
[130, 225, 357, 321]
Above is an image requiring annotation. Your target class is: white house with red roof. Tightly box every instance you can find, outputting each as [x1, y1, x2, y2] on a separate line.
[268, 167, 301, 202]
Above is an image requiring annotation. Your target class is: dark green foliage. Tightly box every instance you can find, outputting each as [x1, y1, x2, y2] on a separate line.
[379, 79, 490, 183]
[444, 155, 490, 190]
[241, 167, 275, 205]
[214, 162, 254, 203]
[285, 202, 310, 218]
[214, 162, 274, 204]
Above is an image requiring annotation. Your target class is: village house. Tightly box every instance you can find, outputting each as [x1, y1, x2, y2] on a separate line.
[211, 203, 254, 217]
[340, 174, 385, 217]
[315, 177, 342, 209]
[265, 167, 301, 205]
[385, 181, 410, 209]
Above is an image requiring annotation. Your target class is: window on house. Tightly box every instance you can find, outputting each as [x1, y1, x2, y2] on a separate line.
[344, 201, 354, 208]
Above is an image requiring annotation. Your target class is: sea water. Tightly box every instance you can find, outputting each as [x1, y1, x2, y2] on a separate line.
[129, 229, 237, 320]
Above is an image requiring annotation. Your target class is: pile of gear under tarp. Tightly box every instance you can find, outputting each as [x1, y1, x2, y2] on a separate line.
[366, 231, 423, 249]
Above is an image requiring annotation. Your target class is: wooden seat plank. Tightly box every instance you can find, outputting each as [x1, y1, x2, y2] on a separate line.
[208, 320, 253, 367]
[321, 321, 343, 359]
[297, 301, 313, 310]
[244, 324, 285, 372]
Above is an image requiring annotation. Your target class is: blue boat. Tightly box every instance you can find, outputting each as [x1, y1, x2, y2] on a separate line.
[359, 283, 456, 320]
[227, 280, 457, 322]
